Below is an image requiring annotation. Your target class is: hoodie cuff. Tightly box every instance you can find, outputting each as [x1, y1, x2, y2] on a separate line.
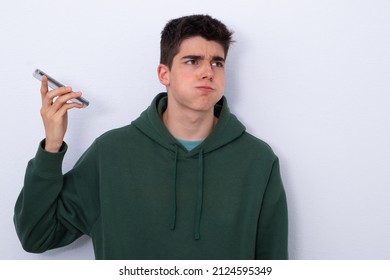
[33, 139, 68, 176]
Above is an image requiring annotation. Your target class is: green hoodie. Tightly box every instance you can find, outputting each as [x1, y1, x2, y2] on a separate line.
[14, 92, 288, 259]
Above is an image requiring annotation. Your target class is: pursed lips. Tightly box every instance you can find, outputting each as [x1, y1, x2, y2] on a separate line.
[196, 85, 214, 92]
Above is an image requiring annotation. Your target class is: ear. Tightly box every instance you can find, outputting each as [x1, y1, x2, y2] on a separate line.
[157, 64, 170, 86]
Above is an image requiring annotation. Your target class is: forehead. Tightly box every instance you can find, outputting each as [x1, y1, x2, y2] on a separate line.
[177, 36, 225, 58]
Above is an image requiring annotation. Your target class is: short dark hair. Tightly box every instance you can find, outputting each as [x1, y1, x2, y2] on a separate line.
[160, 15, 234, 69]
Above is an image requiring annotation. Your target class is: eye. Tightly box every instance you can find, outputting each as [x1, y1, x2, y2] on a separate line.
[185, 59, 198, 65]
[211, 61, 225, 68]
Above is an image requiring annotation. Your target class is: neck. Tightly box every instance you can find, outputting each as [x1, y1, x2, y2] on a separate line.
[163, 105, 217, 141]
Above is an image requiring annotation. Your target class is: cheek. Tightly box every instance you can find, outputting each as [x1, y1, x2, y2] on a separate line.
[214, 69, 225, 82]
[215, 75, 225, 91]
[170, 72, 193, 89]
[220, 76, 225, 87]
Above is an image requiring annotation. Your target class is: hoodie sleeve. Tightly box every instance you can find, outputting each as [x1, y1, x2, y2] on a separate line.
[14, 140, 100, 253]
[255, 158, 288, 259]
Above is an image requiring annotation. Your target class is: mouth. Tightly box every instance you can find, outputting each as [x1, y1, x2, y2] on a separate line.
[196, 86, 214, 92]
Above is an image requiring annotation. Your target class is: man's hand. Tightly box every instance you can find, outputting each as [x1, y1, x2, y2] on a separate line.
[40, 75, 83, 153]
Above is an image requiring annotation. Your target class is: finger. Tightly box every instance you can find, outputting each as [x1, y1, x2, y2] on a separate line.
[43, 86, 73, 109]
[40, 75, 49, 101]
[45, 99, 82, 122]
[46, 86, 73, 100]
[49, 91, 82, 113]
[40, 76, 57, 109]
[55, 101, 83, 117]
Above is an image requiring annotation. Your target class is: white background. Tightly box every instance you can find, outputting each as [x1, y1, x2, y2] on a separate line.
[1, 0, 389, 260]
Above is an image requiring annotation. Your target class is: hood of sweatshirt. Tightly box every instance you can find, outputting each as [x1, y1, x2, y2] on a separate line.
[132, 92, 246, 240]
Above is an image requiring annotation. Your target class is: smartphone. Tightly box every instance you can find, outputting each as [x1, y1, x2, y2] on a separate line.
[33, 69, 89, 108]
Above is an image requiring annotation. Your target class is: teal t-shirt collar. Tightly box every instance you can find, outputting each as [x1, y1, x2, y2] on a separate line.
[176, 138, 204, 151]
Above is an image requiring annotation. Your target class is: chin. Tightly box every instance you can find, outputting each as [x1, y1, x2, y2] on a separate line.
[192, 100, 219, 112]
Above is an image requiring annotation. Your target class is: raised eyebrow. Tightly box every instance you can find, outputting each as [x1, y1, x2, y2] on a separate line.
[180, 55, 225, 62]
[181, 55, 203, 60]
[212, 56, 225, 62]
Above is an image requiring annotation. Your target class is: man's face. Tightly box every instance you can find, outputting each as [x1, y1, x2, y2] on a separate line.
[158, 36, 226, 114]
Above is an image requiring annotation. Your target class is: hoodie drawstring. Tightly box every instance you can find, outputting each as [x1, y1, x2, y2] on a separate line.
[170, 145, 178, 231]
[170, 146, 204, 240]
[194, 149, 204, 240]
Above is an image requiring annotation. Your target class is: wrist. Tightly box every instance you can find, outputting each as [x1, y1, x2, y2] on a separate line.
[44, 139, 64, 153]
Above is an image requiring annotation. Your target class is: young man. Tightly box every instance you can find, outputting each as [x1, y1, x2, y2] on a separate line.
[14, 15, 288, 259]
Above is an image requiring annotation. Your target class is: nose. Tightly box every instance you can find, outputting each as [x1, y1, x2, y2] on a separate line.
[200, 62, 214, 80]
